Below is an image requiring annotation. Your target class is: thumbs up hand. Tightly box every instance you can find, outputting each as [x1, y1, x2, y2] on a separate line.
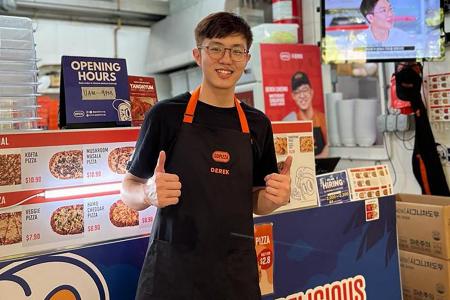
[263, 156, 292, 206]
[146, 151, 181, 208]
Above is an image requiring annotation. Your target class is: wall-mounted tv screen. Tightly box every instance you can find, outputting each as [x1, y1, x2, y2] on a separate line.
[321, 0, 444, 63]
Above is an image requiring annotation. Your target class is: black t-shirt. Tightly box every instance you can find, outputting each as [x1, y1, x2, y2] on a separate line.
[128, 92, 277, 187]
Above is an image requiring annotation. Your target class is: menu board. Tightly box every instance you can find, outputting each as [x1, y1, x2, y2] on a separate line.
[272, 121, 318, 212]
[0, 193, 156, 259]
[0, 128, 156, 260]
[0, 129, 139, 208]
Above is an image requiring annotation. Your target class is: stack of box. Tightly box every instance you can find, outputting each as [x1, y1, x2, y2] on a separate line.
[396, 193, 450, 300]
[0, 16, 39, 131]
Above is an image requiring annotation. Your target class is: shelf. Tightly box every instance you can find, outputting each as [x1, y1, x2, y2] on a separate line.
[329, 145, 388, 161]
[39, 88, 60, 94]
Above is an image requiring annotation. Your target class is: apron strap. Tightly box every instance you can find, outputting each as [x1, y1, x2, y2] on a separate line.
[183, 86, 250, 134]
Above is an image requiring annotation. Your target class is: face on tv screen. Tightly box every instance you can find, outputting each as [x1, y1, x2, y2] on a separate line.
[321, 0, 444, 63]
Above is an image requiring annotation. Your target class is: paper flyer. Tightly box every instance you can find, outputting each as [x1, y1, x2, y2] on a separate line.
[347, 165, 393, 201]
[316, 170, 350, 206]
[427, 73, 450, 122]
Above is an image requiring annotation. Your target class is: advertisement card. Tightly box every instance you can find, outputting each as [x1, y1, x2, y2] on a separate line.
[316, 170, 350, 206]
[60, 56, 130, 128]
[254, 223, 274, 296]
[347, 165, 393, 201]
[128, 75, 158, 126]
[427, 73, 450, 122]
[272, 121, 318, 212]
[260, 44, 327, 155]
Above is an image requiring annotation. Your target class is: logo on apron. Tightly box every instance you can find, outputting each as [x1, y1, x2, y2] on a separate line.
[212, 151, 230, 163]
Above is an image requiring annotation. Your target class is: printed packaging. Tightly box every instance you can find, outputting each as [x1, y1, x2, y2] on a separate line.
[400, 249, 450, 300]
[397, 193, 450, 259]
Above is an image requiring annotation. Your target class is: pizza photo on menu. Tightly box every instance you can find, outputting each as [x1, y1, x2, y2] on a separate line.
[0, 154, 21, 186]
[109, 200, 139, 227]
[49, 150, 83, 180]
[274, 137, 287, 155]
[108, 147, 134, 174]
[50, 204, 84, 235]
[0, 212, 22, 245]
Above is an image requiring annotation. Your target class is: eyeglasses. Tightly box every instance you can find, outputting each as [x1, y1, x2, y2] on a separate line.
[292, 86, 311, 96]
[197, 44, 249, 62]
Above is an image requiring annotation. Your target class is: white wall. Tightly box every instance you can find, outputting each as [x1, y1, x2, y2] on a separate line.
[34, 19, 150, 75]
[33, 18, 171, 100]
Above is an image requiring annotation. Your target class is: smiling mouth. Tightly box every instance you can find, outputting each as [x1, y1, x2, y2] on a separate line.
[216, 69, 233, 75]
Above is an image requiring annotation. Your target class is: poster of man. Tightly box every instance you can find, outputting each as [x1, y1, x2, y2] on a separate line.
[260, 44, 328, 156]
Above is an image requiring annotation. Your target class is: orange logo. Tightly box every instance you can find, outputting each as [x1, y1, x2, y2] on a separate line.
[212, 151, 230, 163]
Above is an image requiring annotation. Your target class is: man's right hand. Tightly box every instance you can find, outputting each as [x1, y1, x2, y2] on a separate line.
[146, 151, 181, 208]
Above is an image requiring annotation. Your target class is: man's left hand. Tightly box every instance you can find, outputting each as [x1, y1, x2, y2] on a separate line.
[264, 156, 292, 206]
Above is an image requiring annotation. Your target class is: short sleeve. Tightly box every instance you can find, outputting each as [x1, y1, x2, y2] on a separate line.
[128, 108, 162, 179]
[252, 118, 277, 187]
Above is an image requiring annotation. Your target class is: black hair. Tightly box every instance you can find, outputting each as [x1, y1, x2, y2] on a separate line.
[195, 12, 253, 49]
[360, 0, 381, 19]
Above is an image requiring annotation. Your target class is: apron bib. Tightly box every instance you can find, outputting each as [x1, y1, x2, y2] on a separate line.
[136, 87, 261, 300]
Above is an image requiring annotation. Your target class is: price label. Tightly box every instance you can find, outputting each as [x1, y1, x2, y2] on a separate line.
[141, 216, 153, 224]
[25, 233, 41, 242]
[87, 224, 101, 232]
[24, 176, 42, 184]
[86, 171, 102, 178]
[258, 249, 273, 269]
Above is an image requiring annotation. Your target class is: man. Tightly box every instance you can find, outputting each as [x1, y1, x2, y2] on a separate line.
[121, 12, 292, 299]
[283, 71, 328, 157]
[359, 0, 411, 47]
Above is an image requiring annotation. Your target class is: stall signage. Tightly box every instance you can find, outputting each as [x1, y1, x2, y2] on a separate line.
[60, 56, 130, 128]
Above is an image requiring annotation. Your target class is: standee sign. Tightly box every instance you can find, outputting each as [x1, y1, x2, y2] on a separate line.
[60, 56, 130, 128]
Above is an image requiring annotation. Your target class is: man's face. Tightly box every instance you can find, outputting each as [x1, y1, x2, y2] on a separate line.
[193, 34, 250, 91]
[367, 0, 394, 31]
[292, 84, 313, 111]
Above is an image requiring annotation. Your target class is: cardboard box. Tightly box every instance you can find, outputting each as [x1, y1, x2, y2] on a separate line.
[396, 193, 450, 259]
[400, 250, 450, 300]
